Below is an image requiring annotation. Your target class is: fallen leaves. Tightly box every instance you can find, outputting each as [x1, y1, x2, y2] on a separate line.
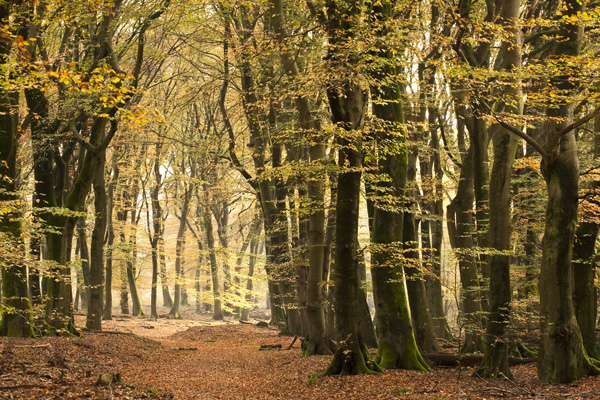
[1, 306, 600, 399]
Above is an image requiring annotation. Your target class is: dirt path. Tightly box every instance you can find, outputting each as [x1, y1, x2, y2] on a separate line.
[1, 308, 600, 399]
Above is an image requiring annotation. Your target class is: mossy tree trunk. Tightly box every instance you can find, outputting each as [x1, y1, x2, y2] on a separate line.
[572, 221, 600, 360]
[268, 0, 332, 353]
[87, 119, 110, 331]
[572, 115, 600, 360]
[538, 122, 597, 382]
[322, 0, 382, 376]
[476, 0, 521, 379]
[537, 0, 599, 383]
[403, 212, 441, 355]
[404, 127, 441, 354]
[0, 5, 34, 335]
[447, 146, 485, 353]
[367, 29, 432, 366]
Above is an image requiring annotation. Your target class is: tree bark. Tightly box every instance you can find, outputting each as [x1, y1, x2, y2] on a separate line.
[537, 0, 599, 383]
[447, 146, 485, 353]
[169, 182, 192, 319]
[322, 0, 381, 376]
[0, 14, 33, 335]
[572, 114, 600, 360]
[203, 184, 223, 321]
[88, 125, 109, 330]
[476, 0, 521, 379]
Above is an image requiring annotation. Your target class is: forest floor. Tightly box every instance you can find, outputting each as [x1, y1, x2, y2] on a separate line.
[1, 306, 600, 399]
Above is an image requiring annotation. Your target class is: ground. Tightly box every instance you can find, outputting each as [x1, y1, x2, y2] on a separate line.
[1, 306, 599, 399]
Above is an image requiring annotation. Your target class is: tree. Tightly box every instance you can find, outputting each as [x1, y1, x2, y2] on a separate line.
[536, 0, 599, 382]
[366, 0, 431, 370]
[0, 0, 34, 337]
[476, 0, 521, 379]
[322, 0, 381, 376]
[268, 0, 332, 355]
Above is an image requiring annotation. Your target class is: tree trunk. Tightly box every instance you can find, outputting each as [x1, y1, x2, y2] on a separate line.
[0, 45, 34, 336]
[572, 115, 600, 360]
[170, 184, 192, 319]
[447, 145, 485, 353]
[267, 0, 332, 352]
[203, 185, 223, 321]
[87, 147, 107, 330]
[537, 0, 599, 383]
[476, 0, 521, 379]
[538, 121, 596, 382]
[235, 212, 262, 319]
[77, 219, 90, 311]
[222, 11, 288, 326]
[322, 0, 379, 373]
[426, 109, 452, 340]
[149, 143, 164, 319]
[368, 88, 430, 370]
[102, 157, 117, 322]
[404, 135, 440, 354]
[241, 234, 261, 322]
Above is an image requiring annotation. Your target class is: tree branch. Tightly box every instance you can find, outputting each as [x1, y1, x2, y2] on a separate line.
[69, 121, 97, 154]
[479, 100, 549, 158]
[555, 104, 600, 138]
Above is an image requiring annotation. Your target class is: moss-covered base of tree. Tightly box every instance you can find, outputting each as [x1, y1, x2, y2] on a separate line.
[474, 340, 512, 379]
[538, 342, 600, 383]
[43, 320, 81, 337]
[374, 341, 431, 371]
[460, 333, 486, 354]
[168, 311, 182, 319]
[302, 335, 334, 356]
[0, 316, 35, 338]
[322, 341, 382, 376]
[132, 309, 145, 317]
[512, 340, 536, 358]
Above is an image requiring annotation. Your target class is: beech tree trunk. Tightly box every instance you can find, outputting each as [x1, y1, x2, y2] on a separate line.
[476, 0, 521, 379]
[268, 0, 331, 353]
[0, 17, 33, 335]
[170, 183, 192, 319]
[572, 115, 600, 360]
[88, 133, 108, 330]
[322, 0, 381, 376]
[203, 184, 223, 321]
[537, 0, 599, 383]
[221, 11, 288, 326]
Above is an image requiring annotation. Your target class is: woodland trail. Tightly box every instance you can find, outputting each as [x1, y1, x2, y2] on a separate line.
[1, 306, 599, 399]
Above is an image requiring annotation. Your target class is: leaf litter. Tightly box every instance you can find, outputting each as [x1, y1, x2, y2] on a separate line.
[1, 306, 599, 399]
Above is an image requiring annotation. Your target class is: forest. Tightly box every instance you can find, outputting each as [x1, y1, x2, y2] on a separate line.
[1, 0, 600, 397]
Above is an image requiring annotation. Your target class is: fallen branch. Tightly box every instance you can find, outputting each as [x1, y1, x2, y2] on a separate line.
[259, 344, 282, 351]
[423, 353, 536, 367]
[286, 336, 298, 350]
[14, 343, 52, 349]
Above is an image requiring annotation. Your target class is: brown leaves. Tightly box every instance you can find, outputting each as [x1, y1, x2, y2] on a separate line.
[1, 308, 600, 399]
